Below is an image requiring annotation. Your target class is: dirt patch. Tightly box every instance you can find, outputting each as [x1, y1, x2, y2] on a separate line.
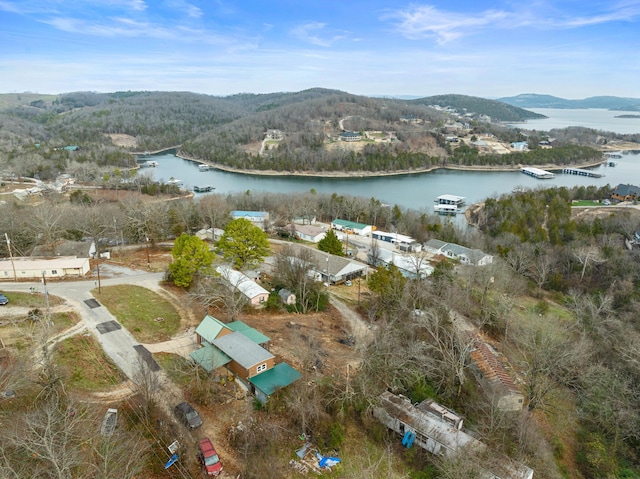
[107, 133, 138, 148]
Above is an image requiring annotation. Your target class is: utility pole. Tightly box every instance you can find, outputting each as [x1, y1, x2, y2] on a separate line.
[5, 233, 17, 281]
[145, 236, 151, 268]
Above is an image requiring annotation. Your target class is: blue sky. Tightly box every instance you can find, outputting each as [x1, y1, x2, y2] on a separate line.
[1, 0, 639, 98]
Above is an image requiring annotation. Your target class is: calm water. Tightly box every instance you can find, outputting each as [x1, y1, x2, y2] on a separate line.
[143, 151, 640, 210]
[143, 109, 640, 210]
[506, 108, 640, 135]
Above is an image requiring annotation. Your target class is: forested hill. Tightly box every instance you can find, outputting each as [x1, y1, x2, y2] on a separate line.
[411, 94, 546, 121]
[499, 93, 640, 110]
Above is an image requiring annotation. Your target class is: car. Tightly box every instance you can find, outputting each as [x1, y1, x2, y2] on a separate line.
[198, 437, 223, 476]
[0, 293, 8, 305]
[174, 401, 202, 429]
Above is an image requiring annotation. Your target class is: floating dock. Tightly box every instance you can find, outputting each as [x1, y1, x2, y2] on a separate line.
[434, 204, 460, 215]
[193, 185, 215, 192]
[521, 167, 555, 179]
[562, 168, 604, 178]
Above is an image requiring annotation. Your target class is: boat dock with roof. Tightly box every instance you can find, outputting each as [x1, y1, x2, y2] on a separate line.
[562, 167, 604, 178]
[520, 167, 555, 179]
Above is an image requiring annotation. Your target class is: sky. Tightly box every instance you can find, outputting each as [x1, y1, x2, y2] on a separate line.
[1, 0, 640, 99]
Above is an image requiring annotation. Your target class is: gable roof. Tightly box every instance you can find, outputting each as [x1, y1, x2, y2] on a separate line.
[227, 320, 270, 345]
[613, 183, 640, 197]
[213, 332, 274, 369]
[216, 266, 269, 299]
[249, 363, 302, 396]
[195, 314, 229, 344]
[331, 218, 369, 230]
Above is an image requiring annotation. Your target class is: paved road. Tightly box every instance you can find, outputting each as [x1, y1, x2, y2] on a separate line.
[1, 272, 165, 380]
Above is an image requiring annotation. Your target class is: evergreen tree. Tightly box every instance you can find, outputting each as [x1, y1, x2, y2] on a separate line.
[168, 233, 214, 288]
[216, 218, 271, 269]
[317, 229, 344, 256]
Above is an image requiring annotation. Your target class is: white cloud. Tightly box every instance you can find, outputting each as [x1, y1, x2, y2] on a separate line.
[290, 22, 349, 47]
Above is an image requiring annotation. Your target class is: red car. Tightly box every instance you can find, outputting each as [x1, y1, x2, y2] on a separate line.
[198, 437, 223, 476]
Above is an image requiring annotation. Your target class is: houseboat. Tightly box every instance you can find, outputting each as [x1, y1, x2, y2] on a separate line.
[167, 178, 183, 187]
[198, 164, 211, 171]
[434, 204, 460, 215]
[193, 185, 215, 193]
[434, 194, 466, 207]
[143, 160, 158, 167]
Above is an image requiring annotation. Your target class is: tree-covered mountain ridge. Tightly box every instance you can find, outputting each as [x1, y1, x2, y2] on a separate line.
[499, 93, 640, 110]
[0, 88, 624, 177]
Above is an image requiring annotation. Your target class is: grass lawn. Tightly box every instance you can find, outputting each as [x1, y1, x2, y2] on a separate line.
[93, 284, 181, 342]
[0, 290, 65, 308]
[55, 334, 126, 391]
[571, 200, 602, 206]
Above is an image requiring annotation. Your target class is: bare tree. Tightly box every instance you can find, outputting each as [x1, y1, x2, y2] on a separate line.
[273, 246, 323, 313]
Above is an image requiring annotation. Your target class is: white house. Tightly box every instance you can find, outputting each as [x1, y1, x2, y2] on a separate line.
[292, 224, 326, 243]
[424, 239, 493, 266]
[331, 219, 372, 237]
[230, 211, 269, 230]
[0, 257, 90, 281]
[371, 249, 433, 280]
[216, 266, 269, 306]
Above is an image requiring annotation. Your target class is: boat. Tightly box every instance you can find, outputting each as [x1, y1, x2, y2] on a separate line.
[434, 204, 459, 215]
[198, 164, 211, 171]
[144, 160, 158, 167]
[167, 178, 183, 186]
[193, 185, 215, 193]
[434, 194, 466, 206]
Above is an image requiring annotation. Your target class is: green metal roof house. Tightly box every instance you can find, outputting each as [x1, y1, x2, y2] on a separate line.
[331, 219, 372, 236]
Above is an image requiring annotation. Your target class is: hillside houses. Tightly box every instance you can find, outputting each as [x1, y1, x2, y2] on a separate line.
[216, 266, 269, 306]
[424, 239, 493, 266]
[190, 315, 301, 404]
[374, 392, 534, 479]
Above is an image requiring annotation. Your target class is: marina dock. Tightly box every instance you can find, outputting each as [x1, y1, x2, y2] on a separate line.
[520, 167, 555, 179]
[562, 168, 604, 178]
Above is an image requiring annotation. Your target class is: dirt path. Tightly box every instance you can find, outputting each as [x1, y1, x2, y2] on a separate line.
[329, 296, 373, 347]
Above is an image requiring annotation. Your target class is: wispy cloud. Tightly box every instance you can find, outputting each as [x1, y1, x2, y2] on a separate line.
[386, 2, 640, 44]
[290, 22, 349, 47]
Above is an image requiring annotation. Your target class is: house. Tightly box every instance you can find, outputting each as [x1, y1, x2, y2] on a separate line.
[216, 266, 269, 306]
[339, 131, 361, 142]
[190, 315, 301, 404]
[230, 210, 269, 230]
[265, 129, 283, 140]
[374, 392, 534, 479]
[291, 224, 326, 243]
[370, 248, 433, 280]
[424, 239, 493, 266]
[31, 240, 94, 258]
[469, 336, 524, 411]
[510, 141, 528, 151]
[278, 289, 296, 305]
[283, 244, 367, 284]
[0, 256, 90, 281]
[611, 183, 640, 202]
[372, 230, 420, 252]
[195, 228, 224, 242]
[331, 219, 372, 236]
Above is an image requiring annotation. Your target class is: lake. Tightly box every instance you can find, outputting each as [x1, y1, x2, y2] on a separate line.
[143, 109, 640, 210]
[506, 108, 640, 135]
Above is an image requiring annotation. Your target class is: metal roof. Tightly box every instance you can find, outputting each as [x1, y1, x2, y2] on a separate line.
[227, 320, 270, 344]
[189, 343, 232, 372]
[216, 266, 269, 299]
[194, 315, 228, 344]
[249, 363, 302, 396]
[331, 219, 370, 230]
[213, 332, 274, 369]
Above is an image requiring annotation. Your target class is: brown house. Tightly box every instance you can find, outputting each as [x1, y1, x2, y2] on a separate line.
[611, 183, 640, 202]
[213, 332, 275, 380]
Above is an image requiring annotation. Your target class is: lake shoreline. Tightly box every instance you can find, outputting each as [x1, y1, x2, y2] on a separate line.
[175, 152, 614, 179]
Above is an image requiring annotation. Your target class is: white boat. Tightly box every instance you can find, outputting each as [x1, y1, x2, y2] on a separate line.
[167, 178, 183, 186]
[144, 160, 158, 167]
[434, 204, 459, 215]
[198, 164, 211, 171]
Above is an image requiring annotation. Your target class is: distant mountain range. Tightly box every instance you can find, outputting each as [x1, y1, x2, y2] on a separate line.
[498, 93, 640, 111]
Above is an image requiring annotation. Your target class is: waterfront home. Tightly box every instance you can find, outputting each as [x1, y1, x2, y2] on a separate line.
[424, 239, 493, 266]
[339, 131, 361, 142]
[371, 230, 420, 252]
[611, 183, 640, 202]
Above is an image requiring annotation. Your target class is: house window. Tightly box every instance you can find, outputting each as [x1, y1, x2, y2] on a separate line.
[256, 363, 267, 373]
[51, 270, 58, 275]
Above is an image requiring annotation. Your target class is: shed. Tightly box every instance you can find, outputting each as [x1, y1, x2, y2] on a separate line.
[278, 288, 297, 305]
